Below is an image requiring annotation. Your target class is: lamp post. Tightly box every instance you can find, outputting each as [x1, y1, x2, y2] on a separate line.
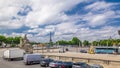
[11, 40, 13, 47]
[97, 39, 100, 46]
[0, 39, 1, 46]
[37, 44, 38, 53]
[118, 30, 120, 46]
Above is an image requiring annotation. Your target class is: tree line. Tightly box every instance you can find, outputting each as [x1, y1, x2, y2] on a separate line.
[0, 35, 120, 47]
[0, 35, 21, 47]
[56, 37, 120, 46]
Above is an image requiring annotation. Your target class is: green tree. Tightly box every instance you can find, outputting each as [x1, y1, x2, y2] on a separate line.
[13, 37, 21, 44]
[57, 40, 69, 45]
[5, 37, 14, 44]
[0, 35, 6, 45]
[0, 35, 6, 41]
[106, 39, 112, 46]
[71, 37, 82, 46]
[92, 41, 98, 46]
[68, 41, 74, 45]
[83, 40, 89, 46]
[99, 40, 106, 46]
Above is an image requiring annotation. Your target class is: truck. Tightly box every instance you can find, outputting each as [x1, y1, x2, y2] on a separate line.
[23, 53, 44, 65]
[3, 48, 25, 61]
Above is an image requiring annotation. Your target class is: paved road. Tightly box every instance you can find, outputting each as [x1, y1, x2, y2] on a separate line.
[0, 58, 50, 68]
[0, 48, 49, 68]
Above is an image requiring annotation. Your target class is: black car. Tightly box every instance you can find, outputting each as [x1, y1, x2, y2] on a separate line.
[40, 58, 54, 67]
[72, 62, 91, 68]
[80, 50, 87, 53]
[62, 62, 73, 68]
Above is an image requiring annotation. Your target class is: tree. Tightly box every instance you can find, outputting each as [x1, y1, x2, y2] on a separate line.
[0, 35, 6, 42]
[106, 39, 112, 46]
[13, 36, 21, 44]
[68, 41, 74, 45]
[92, 41, 98, 46]
[71, 37, 82, 46]
[0, 35, 6, 46]
[83, 40, 89, 46]
[57, 40, 69, 45]
[5, 37, 14, 44]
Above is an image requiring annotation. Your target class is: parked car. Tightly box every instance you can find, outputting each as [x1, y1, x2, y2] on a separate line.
[72, 62, 91, 68]
[62, 62, 73, 68]
[65, 48, 69, 51]
[49, 61, 63, 68]
[23, 54, 44, 65]
[90, 64, 104, 68]
[80, 50, 87, 53]
[40, 58, 54, 67]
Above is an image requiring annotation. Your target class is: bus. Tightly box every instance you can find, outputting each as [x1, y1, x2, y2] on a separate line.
[94, 46, 120, 54]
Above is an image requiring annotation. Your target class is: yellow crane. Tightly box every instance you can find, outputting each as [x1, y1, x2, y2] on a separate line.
[88, 45, 95, 54]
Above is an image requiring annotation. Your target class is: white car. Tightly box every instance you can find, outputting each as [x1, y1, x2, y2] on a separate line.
[72, 62, 91, 68]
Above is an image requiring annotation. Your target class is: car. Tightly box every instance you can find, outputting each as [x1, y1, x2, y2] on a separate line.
[40, 58, 54, 67]
[72, 62, 91, 68]
[90, 64, 104, 68]
[62, 62, 73, 68]
[80, 50, 87, 53]
[49, 61, 63, 68]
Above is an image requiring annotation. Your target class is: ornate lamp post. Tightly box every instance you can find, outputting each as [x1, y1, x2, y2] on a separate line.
[117, 30, 120, 46]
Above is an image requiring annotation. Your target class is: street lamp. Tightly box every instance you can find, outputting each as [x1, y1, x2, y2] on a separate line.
[97, 39, 100, 46]
[11, 40, 13, 47]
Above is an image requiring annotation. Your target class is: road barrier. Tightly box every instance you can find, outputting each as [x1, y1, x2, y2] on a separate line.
[42, 54, 120, 65]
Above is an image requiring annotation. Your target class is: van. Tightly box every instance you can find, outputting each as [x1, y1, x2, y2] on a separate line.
[23, 54, 44, 65]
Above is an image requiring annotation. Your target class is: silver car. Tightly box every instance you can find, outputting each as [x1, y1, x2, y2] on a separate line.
[72, 62, 91, 68]
[49, 61, 63, 68]
[90, 64, 104, 68]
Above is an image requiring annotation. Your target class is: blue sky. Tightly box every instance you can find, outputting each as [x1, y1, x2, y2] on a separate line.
[0, 0, 120, 42]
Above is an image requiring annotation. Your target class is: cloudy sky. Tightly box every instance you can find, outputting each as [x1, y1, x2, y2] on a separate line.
[0, 0, 120, 42]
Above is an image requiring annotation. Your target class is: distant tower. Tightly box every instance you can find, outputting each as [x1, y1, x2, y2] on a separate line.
[118, 30, 120, 37]
[49, 32, 52, 46]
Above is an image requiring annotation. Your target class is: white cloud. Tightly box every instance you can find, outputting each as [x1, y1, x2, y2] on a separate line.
[83, 1, 120, 27]
[27, 28, 43, 33]
[83, 10, 117, 27]
[0, 19, 23, 29]
[3, 33, 25, 38]
[0, 0, 120, 42]
[0, 0, 29, 29]
[25, 0, 86, 28]
[54, 22, 78, 36]
[85, 1, 117, 11]
[73, 26, 120, 42]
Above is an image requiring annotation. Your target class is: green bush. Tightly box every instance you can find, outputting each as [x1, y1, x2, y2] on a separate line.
[11, 44, 16, 47]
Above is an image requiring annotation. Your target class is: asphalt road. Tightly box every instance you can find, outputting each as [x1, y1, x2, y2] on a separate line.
[0, 48, 49, 68]
[0, 57, 50, 68]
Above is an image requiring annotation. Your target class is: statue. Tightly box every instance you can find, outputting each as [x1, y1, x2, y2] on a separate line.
[19, 34, 33, 53]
